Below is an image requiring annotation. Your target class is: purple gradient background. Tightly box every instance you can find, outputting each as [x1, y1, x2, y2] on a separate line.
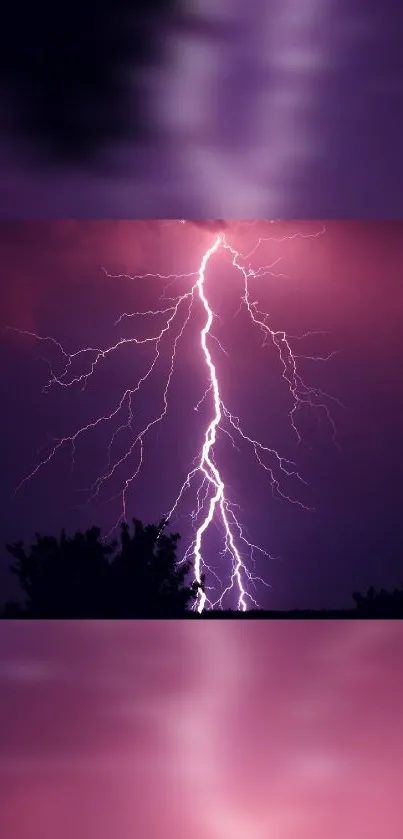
[1, 219, 403, 609]
[1, 0, 403, 217]
[0, 621, 402, 838]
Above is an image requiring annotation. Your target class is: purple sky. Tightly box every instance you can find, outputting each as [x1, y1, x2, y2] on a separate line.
[1, 0, 403, 217]
[1, 219, 403, 610]
[1, 621, 402, 838]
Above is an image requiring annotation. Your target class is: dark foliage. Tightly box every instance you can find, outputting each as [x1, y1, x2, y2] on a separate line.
[0, 0, 181, 167]
[2, 516, 402, 617]
[352, 584, 403, 617]
[3, 518, 201, 618]
[108, 519, 201, 617]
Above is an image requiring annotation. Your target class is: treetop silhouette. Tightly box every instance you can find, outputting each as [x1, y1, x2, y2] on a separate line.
[5, 518, 202, 618]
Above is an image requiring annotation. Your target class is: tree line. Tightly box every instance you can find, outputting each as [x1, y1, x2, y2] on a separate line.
[1, 519, 402, 618]
[1, 519, 202, 618]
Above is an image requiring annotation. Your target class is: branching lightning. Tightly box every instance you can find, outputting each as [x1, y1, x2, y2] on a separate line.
[7, 221, 341, 612]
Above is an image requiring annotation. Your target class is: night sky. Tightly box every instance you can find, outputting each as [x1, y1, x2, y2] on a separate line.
[1, 219, 403, 610]
[1, 621, 403, 838]
[1, 0, 403, 217]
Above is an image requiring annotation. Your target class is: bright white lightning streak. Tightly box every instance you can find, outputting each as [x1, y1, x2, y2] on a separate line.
[8, 223, 338, 613]
[188, 234, 249, 613]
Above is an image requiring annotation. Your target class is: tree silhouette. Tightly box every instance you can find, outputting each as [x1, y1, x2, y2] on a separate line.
[5, 518, 202, 618]
[352, 584, 403, 617]
[5, 519, 403, 618]
[107, 518, 201, 617]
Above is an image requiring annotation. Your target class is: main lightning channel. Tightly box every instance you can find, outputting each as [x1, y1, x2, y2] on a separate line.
[188, 234, 253, 612]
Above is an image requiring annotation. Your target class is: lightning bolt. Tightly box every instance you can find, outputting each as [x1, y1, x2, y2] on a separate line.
[6, 221, 340, 612]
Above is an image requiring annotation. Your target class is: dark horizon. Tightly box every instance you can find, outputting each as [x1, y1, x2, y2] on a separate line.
[2, 514, 402, 618]
[1, 219, 402, 612]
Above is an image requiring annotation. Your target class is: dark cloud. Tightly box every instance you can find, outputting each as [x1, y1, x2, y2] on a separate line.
[1, 3, 403, 217]
[0, 0, 179, 169]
